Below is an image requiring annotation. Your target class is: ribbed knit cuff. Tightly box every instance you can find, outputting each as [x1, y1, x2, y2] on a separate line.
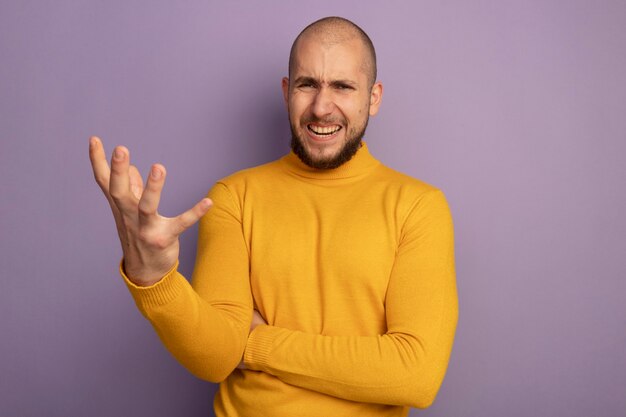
[243, 325, 277, 371]
[119, 260, 184, 311]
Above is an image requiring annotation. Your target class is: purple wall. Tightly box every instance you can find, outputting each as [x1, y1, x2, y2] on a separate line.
[2, 1, 625, 416]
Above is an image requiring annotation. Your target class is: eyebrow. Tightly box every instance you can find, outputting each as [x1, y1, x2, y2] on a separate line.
[293, 76, 318, 86]
[293, 76, 358, 88]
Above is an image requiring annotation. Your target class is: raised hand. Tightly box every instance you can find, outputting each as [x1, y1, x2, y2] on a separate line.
[89, 136, 212, 286]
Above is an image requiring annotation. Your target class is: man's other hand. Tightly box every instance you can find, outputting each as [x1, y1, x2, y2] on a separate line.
[237, 310, 268, 370]
[88, 136, 212, 286]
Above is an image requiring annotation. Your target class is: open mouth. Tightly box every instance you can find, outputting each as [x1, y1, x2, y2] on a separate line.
[307, 124, 342, 137]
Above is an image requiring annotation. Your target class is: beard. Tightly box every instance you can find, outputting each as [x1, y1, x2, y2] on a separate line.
[290, 117, 369, 170]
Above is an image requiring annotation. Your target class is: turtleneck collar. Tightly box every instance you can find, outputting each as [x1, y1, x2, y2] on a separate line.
[279, 141, 380, 180]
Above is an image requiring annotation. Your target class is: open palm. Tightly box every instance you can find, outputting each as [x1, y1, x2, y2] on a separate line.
[88, 136, 212, 286]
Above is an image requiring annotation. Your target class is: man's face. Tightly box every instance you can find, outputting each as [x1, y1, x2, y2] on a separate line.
[283, 35, 382, 169]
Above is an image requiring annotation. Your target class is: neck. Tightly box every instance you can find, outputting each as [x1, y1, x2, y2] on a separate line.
[281, 141, 379, 180]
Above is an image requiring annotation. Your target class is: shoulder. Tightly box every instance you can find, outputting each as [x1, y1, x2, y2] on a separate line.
[206, 157, 286, 206]
[370, 163, 452, 225]
[373, 162, 443, 198]
[202, 158, 285, 217]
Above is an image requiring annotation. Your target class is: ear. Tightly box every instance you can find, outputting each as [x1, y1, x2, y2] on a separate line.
[368, 81, 383, 116]
[281, 77, 290, 107]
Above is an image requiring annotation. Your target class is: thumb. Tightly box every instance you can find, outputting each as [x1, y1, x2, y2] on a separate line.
[173, 198, 213, 235]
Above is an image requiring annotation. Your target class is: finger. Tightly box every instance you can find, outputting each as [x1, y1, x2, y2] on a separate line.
[173, 198, 213, 235]
[251, 310, 268, 328]
[129, 165, 144, 201]
[89, 136, 111, 194]
[108, 145, 135, 210]
[89, 137, 129, 243]
[138, 164, 166, 221]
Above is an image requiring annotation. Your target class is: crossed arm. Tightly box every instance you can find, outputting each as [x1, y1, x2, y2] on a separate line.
[240, 189, 458, 408]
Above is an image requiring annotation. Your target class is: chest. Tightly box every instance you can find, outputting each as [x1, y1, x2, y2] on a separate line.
[242, 182, 401, 318]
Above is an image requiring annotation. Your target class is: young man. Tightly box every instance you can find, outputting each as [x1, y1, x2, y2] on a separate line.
[89, 16, 458, 417]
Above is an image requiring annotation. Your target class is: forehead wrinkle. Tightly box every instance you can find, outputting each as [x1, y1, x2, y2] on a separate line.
[292, 37, 370, 85]
[293, 66, 361, 87]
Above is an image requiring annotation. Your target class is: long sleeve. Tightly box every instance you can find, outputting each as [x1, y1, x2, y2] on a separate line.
[122, 182, 253, 382]
[243, 190, 458, 408]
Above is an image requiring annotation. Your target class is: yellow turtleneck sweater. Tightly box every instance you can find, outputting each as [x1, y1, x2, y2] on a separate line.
[122, 143, 458, 417]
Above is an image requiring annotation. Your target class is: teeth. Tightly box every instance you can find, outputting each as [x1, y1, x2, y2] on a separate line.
[309, 125, 341, 135]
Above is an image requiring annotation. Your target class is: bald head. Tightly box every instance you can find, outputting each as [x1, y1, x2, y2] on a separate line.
[289, 17, 377, 88]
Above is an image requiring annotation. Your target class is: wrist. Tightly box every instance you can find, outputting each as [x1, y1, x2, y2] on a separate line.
[121, 259, 175, 287]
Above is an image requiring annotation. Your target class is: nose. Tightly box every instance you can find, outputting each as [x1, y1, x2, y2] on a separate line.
[310, 87, 335, 118]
